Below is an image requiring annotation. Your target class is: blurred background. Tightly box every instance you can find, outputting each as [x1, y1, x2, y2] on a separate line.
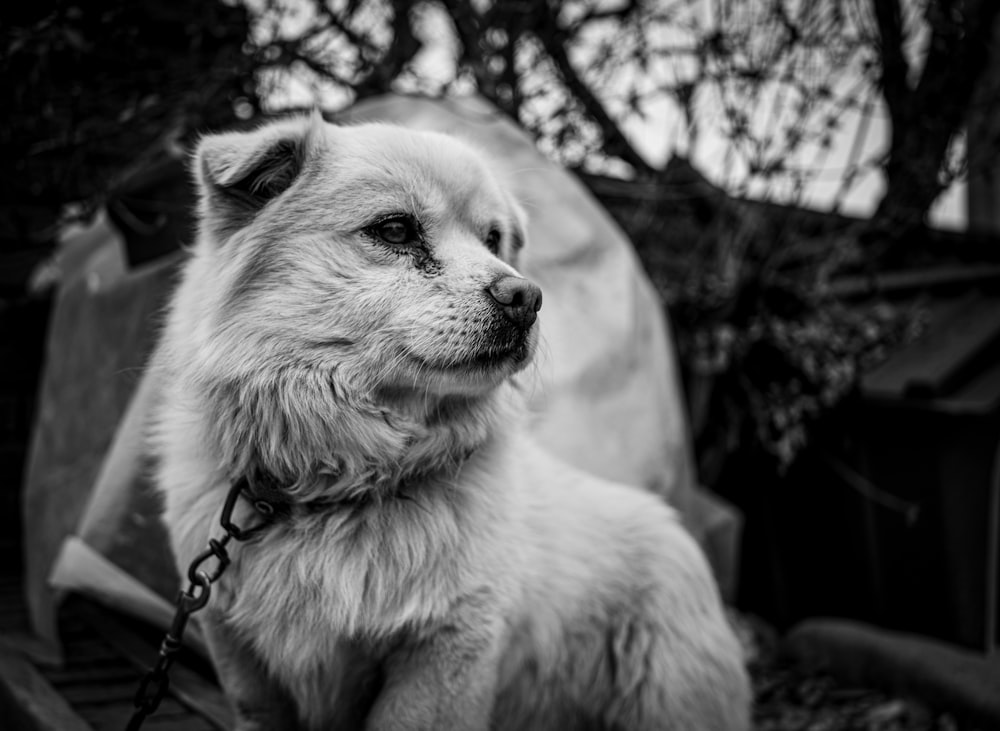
[3, 1, 1000, 729]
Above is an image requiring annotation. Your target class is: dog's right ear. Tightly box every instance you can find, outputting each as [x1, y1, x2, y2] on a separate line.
[193, 114, 322, 240]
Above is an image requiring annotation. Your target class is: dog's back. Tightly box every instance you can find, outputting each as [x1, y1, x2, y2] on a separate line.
[488, 437, 751, 730]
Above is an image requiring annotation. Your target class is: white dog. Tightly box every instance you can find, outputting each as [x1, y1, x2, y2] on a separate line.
[149, 111, 752, 730]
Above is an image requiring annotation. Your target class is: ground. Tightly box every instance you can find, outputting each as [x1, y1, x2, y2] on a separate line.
[753, 658, 967, 731]
[740, 613, 983, 731]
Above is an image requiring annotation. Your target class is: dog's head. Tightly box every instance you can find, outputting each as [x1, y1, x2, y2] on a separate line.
[190, 112, 541, 404]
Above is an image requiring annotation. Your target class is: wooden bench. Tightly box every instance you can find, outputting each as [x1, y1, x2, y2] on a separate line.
[0, 577, 229, 731]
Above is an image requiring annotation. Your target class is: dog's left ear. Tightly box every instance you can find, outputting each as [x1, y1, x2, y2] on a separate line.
[193, 112, 325, 241]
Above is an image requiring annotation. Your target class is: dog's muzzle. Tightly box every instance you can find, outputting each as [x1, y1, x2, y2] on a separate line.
[486, 275, 543, 329]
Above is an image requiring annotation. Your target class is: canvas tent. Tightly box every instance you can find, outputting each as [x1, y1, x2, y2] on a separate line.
[23, 93, 741, 656]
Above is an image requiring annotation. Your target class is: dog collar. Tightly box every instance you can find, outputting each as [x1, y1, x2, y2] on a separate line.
[238, 471, 292, 521]
[234, 469, 387, 524]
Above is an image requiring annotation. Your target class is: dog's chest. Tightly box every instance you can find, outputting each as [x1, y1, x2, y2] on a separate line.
[221, 498, 473, 662]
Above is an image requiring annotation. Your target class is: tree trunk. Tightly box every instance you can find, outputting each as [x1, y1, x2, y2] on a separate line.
[872, 0, 1000, 239]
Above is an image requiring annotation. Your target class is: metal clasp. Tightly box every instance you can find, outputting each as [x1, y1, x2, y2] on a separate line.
[126, 476, 273, 730]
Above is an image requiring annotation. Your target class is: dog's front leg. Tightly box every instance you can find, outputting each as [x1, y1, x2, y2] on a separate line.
[201, 610, 299, 731]
[365, 596, 505, 731]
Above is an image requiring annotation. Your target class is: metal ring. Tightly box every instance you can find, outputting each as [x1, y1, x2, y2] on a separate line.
[179, 571, 212, 612]
[187, 539, 230, 585]
[253, 499, 275, 516]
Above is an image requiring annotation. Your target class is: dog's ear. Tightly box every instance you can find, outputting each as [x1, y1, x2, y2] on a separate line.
[193, 112, 324, 240]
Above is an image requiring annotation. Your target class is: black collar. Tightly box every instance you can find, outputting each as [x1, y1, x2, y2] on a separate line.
[239, 470, 293, 522]
[234, 469, 390, 527]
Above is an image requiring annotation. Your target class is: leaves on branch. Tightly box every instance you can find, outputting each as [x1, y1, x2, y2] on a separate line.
[2, 0, 257, 244]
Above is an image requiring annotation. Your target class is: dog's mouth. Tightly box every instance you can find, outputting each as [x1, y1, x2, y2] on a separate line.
[409, 328, 535, 376]
[455, 339, 532, 370]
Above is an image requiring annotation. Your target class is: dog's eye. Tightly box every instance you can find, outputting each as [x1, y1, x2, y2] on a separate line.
[485, 228, 501, 254]
[373, 217, 419, 246]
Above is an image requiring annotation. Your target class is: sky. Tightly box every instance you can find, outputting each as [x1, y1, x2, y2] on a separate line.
[265, 0, 969, 232]
[570, 0, 969, 231]
[621, 88, 967, 231]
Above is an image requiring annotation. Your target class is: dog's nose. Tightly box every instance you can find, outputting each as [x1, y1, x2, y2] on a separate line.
[487, 276, 543, 328]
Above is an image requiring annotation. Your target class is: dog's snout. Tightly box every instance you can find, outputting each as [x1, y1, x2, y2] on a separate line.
[487, 276, 543, 328]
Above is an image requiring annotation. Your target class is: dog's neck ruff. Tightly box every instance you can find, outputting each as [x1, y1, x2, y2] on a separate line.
[234, 441, 480, 522]
[237, 468, 394, 521]
[202, 368, 518, 509]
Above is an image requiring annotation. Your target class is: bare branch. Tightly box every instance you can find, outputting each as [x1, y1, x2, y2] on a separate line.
[562, 0, 640, 34]
[529, 2, 657, 177]
[354, 0, 423, 98]
[311, 2, 380, 57]
[438, 0, 496, 96]
[871, 0, 910, 126]
[873, 0, 1000, 233]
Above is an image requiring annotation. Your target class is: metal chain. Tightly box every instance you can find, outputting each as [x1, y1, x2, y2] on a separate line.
[125, 477, 270, 731]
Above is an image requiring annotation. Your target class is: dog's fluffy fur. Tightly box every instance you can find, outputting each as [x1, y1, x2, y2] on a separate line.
[150, 112, 752, 730]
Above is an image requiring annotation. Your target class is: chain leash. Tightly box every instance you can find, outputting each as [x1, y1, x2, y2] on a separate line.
[125, 477, 272, 731]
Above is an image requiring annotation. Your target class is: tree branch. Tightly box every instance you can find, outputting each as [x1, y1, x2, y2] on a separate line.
[871, 0, 909, 127]
[354, 0, 423, 99]
[438, 0, 496, 97]
[530, 2, 657, 177]
[872, 0, 1000, 235]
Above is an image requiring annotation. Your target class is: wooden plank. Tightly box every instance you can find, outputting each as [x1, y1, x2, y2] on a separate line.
[862, 294, 975, 400]
[830, 264, 1000, 299]
[141, 710, 218, 731]
[0, 649, 93, 731]
[862, 294, 1000, 400]
[903, 296, 1000, 396]
[59, 678, 141, 705]
[951, 360, 1000, 412]
[56, 638, 124, 665]
[0, 579, 30, 633]
[76, 697, 195, 731]
[45, 662, 139, 686]
[73, 600, 233, 731]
